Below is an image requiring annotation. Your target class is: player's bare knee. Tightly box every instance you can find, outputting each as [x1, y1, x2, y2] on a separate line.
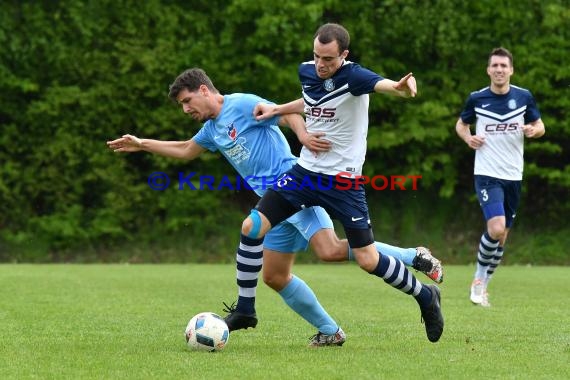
[353, 250, 377, 272]
[241, 217, 254, 236]
[262, 272, 273, 287]
[357, 260, 376, 272]
[262, 275, 278, 290]
[488, 224, 506, 241]
[242, 209, 266, 238]
[263, 274, 287, 291]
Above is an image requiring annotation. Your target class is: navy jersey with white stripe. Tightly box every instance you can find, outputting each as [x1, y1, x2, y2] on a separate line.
[460, 85, 541, 180]
[298, 60, 383, 176]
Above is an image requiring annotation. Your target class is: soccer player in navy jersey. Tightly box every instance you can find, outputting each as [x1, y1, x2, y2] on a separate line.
[243, 23, 444, 344]
[456, 47, 545, 307]
[107, 67, 442, 347]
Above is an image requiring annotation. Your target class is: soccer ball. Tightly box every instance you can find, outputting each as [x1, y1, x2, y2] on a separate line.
[185, 312, 230, 352]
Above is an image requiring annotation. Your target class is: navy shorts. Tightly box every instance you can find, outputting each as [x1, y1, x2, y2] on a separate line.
[474, 175, 522, 228]
[267, 164, 374, 248]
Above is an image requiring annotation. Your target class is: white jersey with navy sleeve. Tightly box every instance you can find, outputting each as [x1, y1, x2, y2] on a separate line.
[297, 60, 383, 176]
[460, 85, 541, 180]
[192, 93, 297, 196]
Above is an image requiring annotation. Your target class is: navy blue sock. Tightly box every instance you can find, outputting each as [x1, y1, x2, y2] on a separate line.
[236, 234, 263, 314]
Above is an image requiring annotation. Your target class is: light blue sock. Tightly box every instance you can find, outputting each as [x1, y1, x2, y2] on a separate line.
[348, 242, 416, 266]
[279, 275, 338, 335]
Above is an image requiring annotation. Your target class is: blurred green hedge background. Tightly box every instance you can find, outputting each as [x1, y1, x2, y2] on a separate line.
[1, 0, 568, 263]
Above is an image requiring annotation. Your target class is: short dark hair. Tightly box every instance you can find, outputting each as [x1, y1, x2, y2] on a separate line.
[488, 47, 513, 67]
[168, 68, 218, 101]
[314, 23, 350, 53]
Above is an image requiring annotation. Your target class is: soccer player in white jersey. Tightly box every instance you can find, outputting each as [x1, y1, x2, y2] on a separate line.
[107, 68, 442, 347]
[246, 23, 444, 343]
[456, 47, 545, 307]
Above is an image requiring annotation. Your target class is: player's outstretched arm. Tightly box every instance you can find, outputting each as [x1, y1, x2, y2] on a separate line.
[106, 134, 206, 160]
[253, 98, 304, 120]
[107, 134, 144, 152]
[374, 72, 417, 98]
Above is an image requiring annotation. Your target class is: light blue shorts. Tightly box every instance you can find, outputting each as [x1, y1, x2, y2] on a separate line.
[264, 206, 334, 253]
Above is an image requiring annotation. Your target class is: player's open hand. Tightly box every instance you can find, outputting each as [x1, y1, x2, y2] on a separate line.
[107, 134, 143, 152]
[393, 72, 417, 98]
[299, 131, 332, 156]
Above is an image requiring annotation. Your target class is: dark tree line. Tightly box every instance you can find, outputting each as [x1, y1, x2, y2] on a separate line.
[1, 0, 568, 261]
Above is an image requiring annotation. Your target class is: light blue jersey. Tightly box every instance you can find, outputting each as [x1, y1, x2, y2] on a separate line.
[192, 93, 333, 252]
[193, 93, 295, 197]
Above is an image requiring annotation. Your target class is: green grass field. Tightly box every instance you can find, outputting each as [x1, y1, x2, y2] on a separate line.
[1, 264, 568, 379]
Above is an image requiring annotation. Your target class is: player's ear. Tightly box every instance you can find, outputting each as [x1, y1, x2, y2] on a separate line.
[341, 50, 349, 60]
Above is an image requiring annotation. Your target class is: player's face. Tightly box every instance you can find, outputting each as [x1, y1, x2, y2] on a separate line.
[313, 37, 348, 79]
[487, 55, 513, 88]
[176, 86, 213, 122]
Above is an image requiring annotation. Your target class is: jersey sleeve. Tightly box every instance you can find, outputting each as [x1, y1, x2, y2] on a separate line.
[234, 93, 280, 128]
[192, 123, 218, 152]
[524, 91, 541, 123]
[460, 95, 477, 124]
[347, 64, 383, 96]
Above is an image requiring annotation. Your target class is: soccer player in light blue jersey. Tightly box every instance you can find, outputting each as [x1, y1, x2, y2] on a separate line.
[244, 23, 444, 344]
[456, 47, 545, 307]
[107, 67, 442, 347]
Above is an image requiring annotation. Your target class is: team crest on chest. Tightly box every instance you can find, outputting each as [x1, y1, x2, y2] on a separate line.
[508, 99, 517, 110]
[323, 79, 335, 92]
[226, 122, 237, 141]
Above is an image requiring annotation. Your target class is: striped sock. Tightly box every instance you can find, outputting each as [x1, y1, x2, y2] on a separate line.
[475, 232, 499, 279]
[236, 234, 263, 315]
[485, 246, 504, 285]
[371, 253, 432, 307]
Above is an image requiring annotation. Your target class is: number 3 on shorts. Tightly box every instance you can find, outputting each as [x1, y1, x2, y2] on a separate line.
[480, 189, 489, 202]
